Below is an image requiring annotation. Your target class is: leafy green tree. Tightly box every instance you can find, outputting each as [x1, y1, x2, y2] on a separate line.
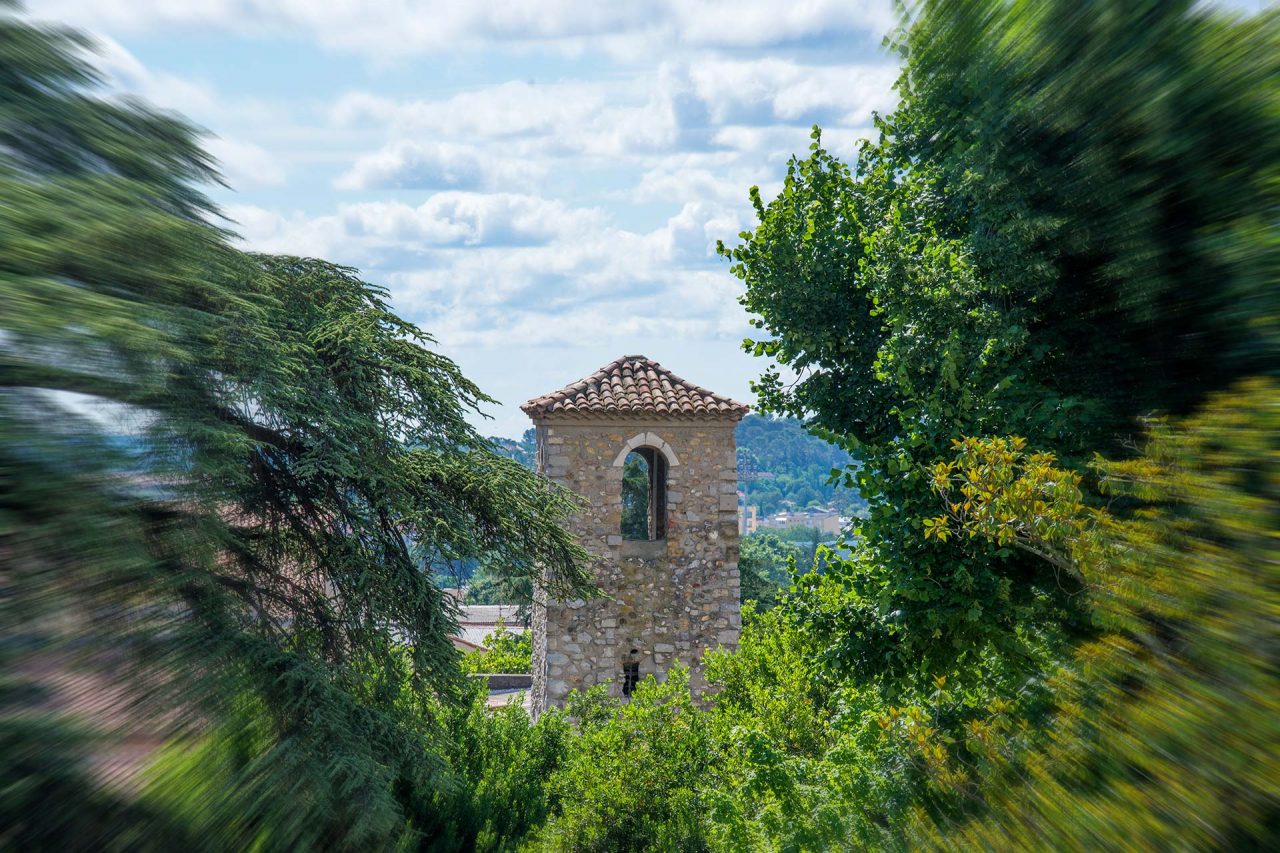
[700, 607, 851, 850]
[460, 621, 532, 674]
[436, 686, 573, 851]
[0, 13, 589, 848]
[464, 558, 533, 606]
[536, 669, 714, 852]
[722, 0, 1279, 679]
[923, 435, 1092, 584]
[715, 3, 1279, 844]
[738, 532, 802, 610]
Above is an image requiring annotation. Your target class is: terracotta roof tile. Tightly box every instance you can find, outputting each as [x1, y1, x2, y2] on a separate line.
[521, 354, 749, 421]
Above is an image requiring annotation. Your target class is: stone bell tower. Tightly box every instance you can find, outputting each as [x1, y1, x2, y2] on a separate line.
[522, 355, 748, 714]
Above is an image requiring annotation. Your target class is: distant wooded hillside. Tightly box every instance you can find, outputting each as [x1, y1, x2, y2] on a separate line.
[734, 414, 863, 515]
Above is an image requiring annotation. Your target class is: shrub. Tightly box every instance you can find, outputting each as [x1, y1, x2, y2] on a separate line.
[460, 620, 532, 675]
[534, 668, 714, 852]
[436, 682, 571, 851]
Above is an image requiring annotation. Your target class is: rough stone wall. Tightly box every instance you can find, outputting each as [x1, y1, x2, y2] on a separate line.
[531, 417, 741, 713]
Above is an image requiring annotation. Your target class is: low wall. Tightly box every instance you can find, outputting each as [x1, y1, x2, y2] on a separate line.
[473, 673, 532, 690]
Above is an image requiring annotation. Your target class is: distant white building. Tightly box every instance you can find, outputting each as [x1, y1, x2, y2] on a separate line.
[756, 507, 848, 536]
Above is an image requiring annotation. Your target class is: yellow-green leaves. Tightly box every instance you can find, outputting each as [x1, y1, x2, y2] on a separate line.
[925, 435, 1093, 585]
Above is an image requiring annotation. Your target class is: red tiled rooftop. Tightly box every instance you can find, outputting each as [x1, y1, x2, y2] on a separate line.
[521, 355, 749, 421]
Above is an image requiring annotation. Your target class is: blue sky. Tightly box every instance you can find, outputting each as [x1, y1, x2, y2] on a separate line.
[25, 1, 901, 436]
[29, 1, 1265, 437]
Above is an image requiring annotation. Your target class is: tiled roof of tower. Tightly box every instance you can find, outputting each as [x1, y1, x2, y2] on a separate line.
[521, 355, 749, 420]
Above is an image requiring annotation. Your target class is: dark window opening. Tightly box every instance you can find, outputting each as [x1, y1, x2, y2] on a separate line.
[621, 447, 667, 540]
[621, 661, 640, 697]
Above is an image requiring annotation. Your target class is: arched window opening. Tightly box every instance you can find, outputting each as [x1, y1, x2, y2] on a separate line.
[621, 447, 667, 540]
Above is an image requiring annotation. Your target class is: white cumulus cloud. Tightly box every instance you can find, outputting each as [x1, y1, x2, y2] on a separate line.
[335, 141, 545, 191]
[32, 0, 904, 432]
[207, 137, 287, 187]
[36, 0, 896, 60]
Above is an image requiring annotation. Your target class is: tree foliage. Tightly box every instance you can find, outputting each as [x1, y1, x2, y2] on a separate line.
[460, 621, 533, 675]
[1, 12, 589, 849]
[722, 0, 1279, 678]
[620, 452, 651, 540]
[737, 531, 803, 611]
[924, 436, 1091, 585]
[535, 668, 714, 852]
[905, 380, 1280, 848]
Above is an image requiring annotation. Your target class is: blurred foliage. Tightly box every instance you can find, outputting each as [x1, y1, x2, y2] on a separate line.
[0, 695, 202, 851]
[137, 676, 573, 852]
[700, 0, 1278, 848]
[460, 621, 532, 675]
[0, 10, 589, 850]
[905, 379, 1280, 848]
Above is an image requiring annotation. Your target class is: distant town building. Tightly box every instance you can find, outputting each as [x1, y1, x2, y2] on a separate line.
[521, 355, 748, 714]
[452, 603, 525, 651]
[756, 506, 848, 536]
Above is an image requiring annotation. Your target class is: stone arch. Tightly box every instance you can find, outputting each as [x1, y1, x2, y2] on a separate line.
[611, 432, 679, 468]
